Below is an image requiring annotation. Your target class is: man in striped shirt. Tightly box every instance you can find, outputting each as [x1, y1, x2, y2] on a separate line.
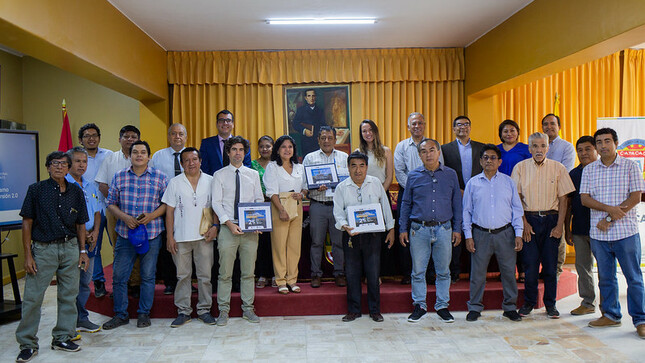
[511, 132, 574, 319]
[580, 127, 645, 339]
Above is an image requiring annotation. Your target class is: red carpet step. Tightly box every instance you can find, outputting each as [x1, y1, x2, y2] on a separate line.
[85, 266, 577, 319]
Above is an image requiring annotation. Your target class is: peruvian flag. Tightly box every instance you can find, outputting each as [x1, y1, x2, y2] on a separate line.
[58, 99, 73, 152]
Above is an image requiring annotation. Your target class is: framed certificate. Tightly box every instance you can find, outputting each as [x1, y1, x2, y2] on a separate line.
[304, 163, 339, 189]
[347, 203, 385, 234]
[237, 202, 273, 232]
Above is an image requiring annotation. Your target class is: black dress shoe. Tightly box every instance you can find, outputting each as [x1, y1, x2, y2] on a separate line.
[503, 310, 522, 321]
[369, 313, 384, 322]
[163, 285, 175, 295]
[342, 312, 361, 322]
[137, 313, 151, 328]
[466, 311, 481, 322]
[400, 276, 411, 285]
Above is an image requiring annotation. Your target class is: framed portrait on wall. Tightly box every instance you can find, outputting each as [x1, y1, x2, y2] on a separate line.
[284, 84, 351, 160]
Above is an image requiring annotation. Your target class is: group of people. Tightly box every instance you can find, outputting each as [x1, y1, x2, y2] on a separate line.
[13, 104, 645, 362]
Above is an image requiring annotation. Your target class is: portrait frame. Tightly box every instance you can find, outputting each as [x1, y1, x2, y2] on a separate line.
[284, 84, 351, 160]
[304, 163, 339, 189]
[347, 203, 386, 234]
[237, 202, 273, 232]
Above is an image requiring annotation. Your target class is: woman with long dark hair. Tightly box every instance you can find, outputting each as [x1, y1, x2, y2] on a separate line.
[263, 135, 307, 294]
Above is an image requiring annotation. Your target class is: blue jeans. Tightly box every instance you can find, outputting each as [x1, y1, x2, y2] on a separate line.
[409, 221, 452, 311]
[112, 235, 161, 318]
[76, 256, 95, 322]
[591, 234, 645, 327]
[91, 212, 108, 282]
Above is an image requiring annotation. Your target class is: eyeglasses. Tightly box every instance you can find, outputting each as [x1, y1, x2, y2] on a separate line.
[217, 118, 234, 124]
[455, 122, 471, 128]
[121, 135, 138, 140]
[50, 160, 68, 167]
[481, 155, 499, 161]
[82, 134, 99, 139]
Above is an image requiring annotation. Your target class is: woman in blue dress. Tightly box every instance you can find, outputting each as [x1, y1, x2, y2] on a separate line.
[496, 119, 530, 282]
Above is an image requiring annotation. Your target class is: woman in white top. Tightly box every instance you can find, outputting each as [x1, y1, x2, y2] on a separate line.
[356, 119, 393, 191]
[263, 135, 307, 294]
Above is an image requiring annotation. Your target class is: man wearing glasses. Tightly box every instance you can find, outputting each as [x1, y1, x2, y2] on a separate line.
[16, 151, 89, 361]
[199, 110, 251, 175]
[78, 123, 112, 298]
[462, 144, 524, 322]
[440, 116, 484, 284]
[399, 138, 462, 323]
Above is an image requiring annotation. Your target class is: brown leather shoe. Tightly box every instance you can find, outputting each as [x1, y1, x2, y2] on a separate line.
[342, 312, 361, 322]
[637, 324, 645, 339]
[570, 305, 595, 315]
[335, 275, 347, 287]
[310, 276, 321, 288]
[588, 316, 621, 328]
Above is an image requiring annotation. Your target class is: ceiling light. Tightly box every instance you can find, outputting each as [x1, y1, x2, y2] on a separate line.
[267, 18, 376, 25]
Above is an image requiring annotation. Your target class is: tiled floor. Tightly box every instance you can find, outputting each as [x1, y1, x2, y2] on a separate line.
[1, 265, 643, 362]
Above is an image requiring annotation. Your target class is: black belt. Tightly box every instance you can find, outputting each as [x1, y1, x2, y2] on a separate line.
[311, 199, 334, 206]
[411, 219, 449, 227]
[472, 223, 512, 234]
[525, 210, 558, 217]
[36, 236, 75, 244]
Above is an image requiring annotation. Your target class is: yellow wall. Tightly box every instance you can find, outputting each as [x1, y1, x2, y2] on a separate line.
[0, 50, 23, 124]
[0, 0, 167, 102]
[465, 0, 645, 97]
[1, 53, 142, 282]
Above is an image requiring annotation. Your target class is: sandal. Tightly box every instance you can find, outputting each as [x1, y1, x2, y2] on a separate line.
[271, 277, 278, 288]
[288, 284, 301, 293]
[256, 277, 267, 288]
[278, 285, 289, 294]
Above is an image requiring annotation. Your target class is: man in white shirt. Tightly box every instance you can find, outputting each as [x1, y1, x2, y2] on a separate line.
[162, 147, 218, 327]
[78, 123, 112, 298]
[333, 152, 395, 322]
[152, 123, 188, 295]
[212, 136, 264, 326]
[95, 125, 140, 296]
[303, 126, 348, 288]
[393, 112, 426, 284]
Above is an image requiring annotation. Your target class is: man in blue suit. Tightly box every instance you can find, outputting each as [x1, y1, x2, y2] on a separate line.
[200, 109, 251, 175]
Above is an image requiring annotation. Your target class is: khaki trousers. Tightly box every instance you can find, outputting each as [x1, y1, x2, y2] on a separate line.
[172, 239, 214, 316]
[270, 204, 303, 286]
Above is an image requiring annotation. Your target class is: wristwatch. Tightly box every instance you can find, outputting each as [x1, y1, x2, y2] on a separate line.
[605, 216, 612, 223]
[80, 249, 87, 254]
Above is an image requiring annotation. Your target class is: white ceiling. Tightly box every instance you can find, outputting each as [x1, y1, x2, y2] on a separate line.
[108, 0, 534, 51]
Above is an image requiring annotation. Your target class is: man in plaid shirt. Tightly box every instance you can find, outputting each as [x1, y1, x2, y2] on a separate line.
[580, 127, 645, 339]
[102, 140, 168, 330]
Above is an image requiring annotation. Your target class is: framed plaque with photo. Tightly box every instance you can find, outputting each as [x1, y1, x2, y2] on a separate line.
[237, 202, 272, 232]
[304, 163, 339, 189]
[347, 203, 385, 234]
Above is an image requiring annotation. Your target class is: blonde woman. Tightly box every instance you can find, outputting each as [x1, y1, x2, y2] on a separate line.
[263, 135, 307, 294]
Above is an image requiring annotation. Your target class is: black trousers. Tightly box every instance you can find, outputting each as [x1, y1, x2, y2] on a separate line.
[395, 187, 412, 276]
[343, 231, 382, 314]
[157, 231, 178, 287]
[255, 230, 274, 278]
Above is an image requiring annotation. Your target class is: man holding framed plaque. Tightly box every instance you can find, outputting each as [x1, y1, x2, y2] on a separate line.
[333, 152, 395, 322]
[303, 126, 349, 288]
[212, 136, 264, 326]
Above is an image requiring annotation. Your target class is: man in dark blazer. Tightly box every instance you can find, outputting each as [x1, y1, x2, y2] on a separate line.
[292, 89, 327, 157]
[200, 109, 251, 175]
[441, 115, 484, 283]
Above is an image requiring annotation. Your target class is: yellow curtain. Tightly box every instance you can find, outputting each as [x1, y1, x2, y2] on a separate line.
[168, 48, 464, 152]
[622, 49, 645, 117]
[494, 51, 622, 146]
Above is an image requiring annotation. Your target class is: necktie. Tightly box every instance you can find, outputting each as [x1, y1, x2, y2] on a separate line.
[173, 152, 181, 176]
[233, 169, 240, 220]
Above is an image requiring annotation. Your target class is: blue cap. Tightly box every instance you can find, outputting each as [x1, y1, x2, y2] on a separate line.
[127, 224, 149, 254]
